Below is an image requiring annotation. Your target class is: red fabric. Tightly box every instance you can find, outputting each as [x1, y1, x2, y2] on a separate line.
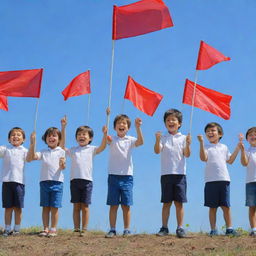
[112, 0, 173, 40]
[183, 79, 232, 120]
[0, 95, 8, 111]
[0, 69, 43, 97]
[62, 70, 91, 101]
[124, 76, 163, 116]
[196, 41, 231, 70]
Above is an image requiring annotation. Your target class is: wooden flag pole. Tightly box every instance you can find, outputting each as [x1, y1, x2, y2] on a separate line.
[33, 98, 40, 132]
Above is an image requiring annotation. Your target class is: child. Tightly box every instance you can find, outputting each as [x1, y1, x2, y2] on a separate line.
[154, 109, 191, 238]
[240, 127, 256, 236]
[197, 122, 241, 236]
[62, 117, 108, 235]
[27, 122, 66, 237]
[105, 113, 143, 238]
[0, 127, 28, 236]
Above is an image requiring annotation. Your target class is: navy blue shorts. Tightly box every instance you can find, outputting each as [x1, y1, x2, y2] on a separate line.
[70, 179, 93, 205]
[2, 182, 25, 208]
[161, 174, 187, 203]
[107, 175, 133, 206]
[246, 182, 256, 207]
[204, 181, 230, 208]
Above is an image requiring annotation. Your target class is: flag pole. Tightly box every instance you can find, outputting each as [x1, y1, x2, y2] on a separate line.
[87, 93, 91, 125]
[107, 40, 115, 129]
[121, 99, 125, 114]
[189, 70, 199, 134]
[33, 98, 40, 132]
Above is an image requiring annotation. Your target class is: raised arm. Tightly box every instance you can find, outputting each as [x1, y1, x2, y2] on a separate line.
[134, 118, 144, 147]
[197, 135, 207, 161]
[227, 141, 242, 164]
[26, 132, 39, 162]
[95, 125, 108, 154]
[183, 133, 191, 158]
[154, 131, 162, 154]
[60, 115, 67, 150]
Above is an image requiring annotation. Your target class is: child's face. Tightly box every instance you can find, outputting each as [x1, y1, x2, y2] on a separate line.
[205, 126, 222, 144]
[9, 130, 25, 147]
[247, 131, 256, 147]
[115, 119, 129, 138]
[165, 115, 180, 135]
[46, 132, 59, 149]
[76, 131, 92, 147]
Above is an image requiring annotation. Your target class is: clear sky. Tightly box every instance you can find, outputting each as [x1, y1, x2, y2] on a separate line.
[0, 0, 256, 234]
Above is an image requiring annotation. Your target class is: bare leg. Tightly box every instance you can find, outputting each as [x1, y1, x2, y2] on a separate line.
[162, 202, 172, 227]
[42, 206, 50, 231]
[109, 205, 119, 229]
[50, 207, 59, 229]
[13, 207, 22, 225]
[4, 208, 13, 226]
[209, 207, 217, 230]
[81, 203, 89, 230]
[121, 205, 130, 230]
[221, 206, 232, 228]
[249, 206, 256, 229]
[73, 203, 81, 230]
[174, 201, 184, 227]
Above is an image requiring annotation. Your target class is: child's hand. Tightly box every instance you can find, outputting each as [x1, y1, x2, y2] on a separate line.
[61, 115, 67, 127]
[107, 135, 112, 143]
[30, 132, 36, 144]
[197, 135, 204, 143]
[155, 131, 162, 140]
[102, 125, 108, 135]
[186, 133, 192, 145]
[135, 118, 142, 128]
[238, 133, 244, 142]
[59, 157, 66, 170]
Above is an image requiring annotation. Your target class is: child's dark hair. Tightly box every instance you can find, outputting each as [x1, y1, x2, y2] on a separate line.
[163, 109, 183, 126]
[8, 127, 26, 142]
[42, 127, 61, 145]
[75, 126, 94, 144]
[246, 127, 256, 140]
[204, 122, 223, 140]
[113, 114, 131, 129]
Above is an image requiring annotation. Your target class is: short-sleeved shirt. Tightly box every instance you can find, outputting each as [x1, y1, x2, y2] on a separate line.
[66, 145, 97, 181]
[245, 146, 256, 183]
[204, 143, 231, 183]
[159, 132, 186, 175]
[108, 135, 137, 176]
[36, 146, 65, 182]
[0, 145, 28, 184]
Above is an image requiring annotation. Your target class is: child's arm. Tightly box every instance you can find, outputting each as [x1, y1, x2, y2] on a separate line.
[95, 125, 108, 154]
[183, 133, 191, 158]
[197, 135, 207, 161]
[240, 142, 248, 166]
[59, 157, 66, 170]
[60, 115, 67, 150]
[26, 132, 39, 162]
[227, 140, 242, 164]
[154, 131, 162, 154]
[134, 118, 144, 147]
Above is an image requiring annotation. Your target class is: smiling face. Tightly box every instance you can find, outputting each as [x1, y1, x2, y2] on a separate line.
[46, 132, 60, 149]
[8, 129, 25, 147]
[205, 126, 222, 144]
[115, 118, 129, 138]
[76, 131, 92, 147]
[247, 131, 256, 147]
[165, 115, 181, 135]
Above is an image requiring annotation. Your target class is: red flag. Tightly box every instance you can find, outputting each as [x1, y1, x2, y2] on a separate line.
[62, 70, 91, 101]
[113, 0, 173, 40]
[183, 79, 232, 120]
[0, 69, 43, 97]
[124, 76, 163, 116]
[196, 41, 231, 70]
[0, 95, 8, 111]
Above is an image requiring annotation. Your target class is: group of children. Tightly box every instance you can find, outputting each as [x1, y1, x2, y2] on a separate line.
[1, 108, 256, 238]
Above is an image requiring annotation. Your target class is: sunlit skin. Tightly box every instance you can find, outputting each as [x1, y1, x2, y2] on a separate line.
[76, 131, 92, 147]
[164, 115, 181, 135]
[8, 130, 25, 147]
[205, 127, 222, 144]
[46, 132, 59, 149]
[247, 131, 256, 147]
[115, 119, 129, 138]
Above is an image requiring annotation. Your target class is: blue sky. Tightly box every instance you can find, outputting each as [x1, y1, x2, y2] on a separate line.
[0, 0, 256, 234]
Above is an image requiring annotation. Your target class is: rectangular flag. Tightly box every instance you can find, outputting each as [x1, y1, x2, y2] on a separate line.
[124, 76, 163, 116]
[183, 79, 232, 120]
[113, 0, 173, 40]
[0, 95, 8, 111]
[0, 69, 43, 97]
[62, 70, 91, 101]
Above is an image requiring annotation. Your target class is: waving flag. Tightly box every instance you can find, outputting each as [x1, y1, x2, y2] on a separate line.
[183, 79, 232, 120]
[0, 69, 43, 97]
[62, 70, 91, 101]
[113, 0, 173, 40]
[0, 95, 8, 111]
[124, 76, 163, 116]
[196, 41, 231, 70]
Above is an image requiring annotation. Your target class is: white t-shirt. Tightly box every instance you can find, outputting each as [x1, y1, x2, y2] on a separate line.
[66, 145, 97, 181]
[245, 147, 256, 183]
[36, 146, 65, 182]
[204, 143, 231, 183]
[0, 145, 28, 184]
[108, 135, 137, 176]
[159, 132, 186, 175]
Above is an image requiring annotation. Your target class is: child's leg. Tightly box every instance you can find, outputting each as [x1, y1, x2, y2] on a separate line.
[4, 208, 13, 226]
[73, 203, 81, 230]
[42, 206, 50, 231]
[121, 205, 130, 230]
[81, 203, 89, 230]
[209, 207, 217, 230]
[50, 207, 59, 229]
[13, 207, 22, 225]
[249, 206, 256, 229]
[174, 201, 184, 227]
[162, 202, 172, 227]
[220, 206, 232, 228]
[109, 205, 119, 229]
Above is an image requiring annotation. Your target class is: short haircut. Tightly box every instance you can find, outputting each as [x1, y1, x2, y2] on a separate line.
[163, 109, 183, 126]
[42, 127, 61, 145]
[113, 114, 131, 129]
[204, 122, 223, 140]
[246, 127, 256, 140]
[75, 126, 94, 144]
[8, 127, 26, 142]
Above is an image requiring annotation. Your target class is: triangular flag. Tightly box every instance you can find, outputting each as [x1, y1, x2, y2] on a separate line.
[183, 79, 232, 120]
[196, 41, 231, 70]
[112, 0, 173, 40]
[0, 95, 8, 111]
[62, 70, 91, 101]
[124, 76, 163, 116]
[0, 69, 43, 97]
